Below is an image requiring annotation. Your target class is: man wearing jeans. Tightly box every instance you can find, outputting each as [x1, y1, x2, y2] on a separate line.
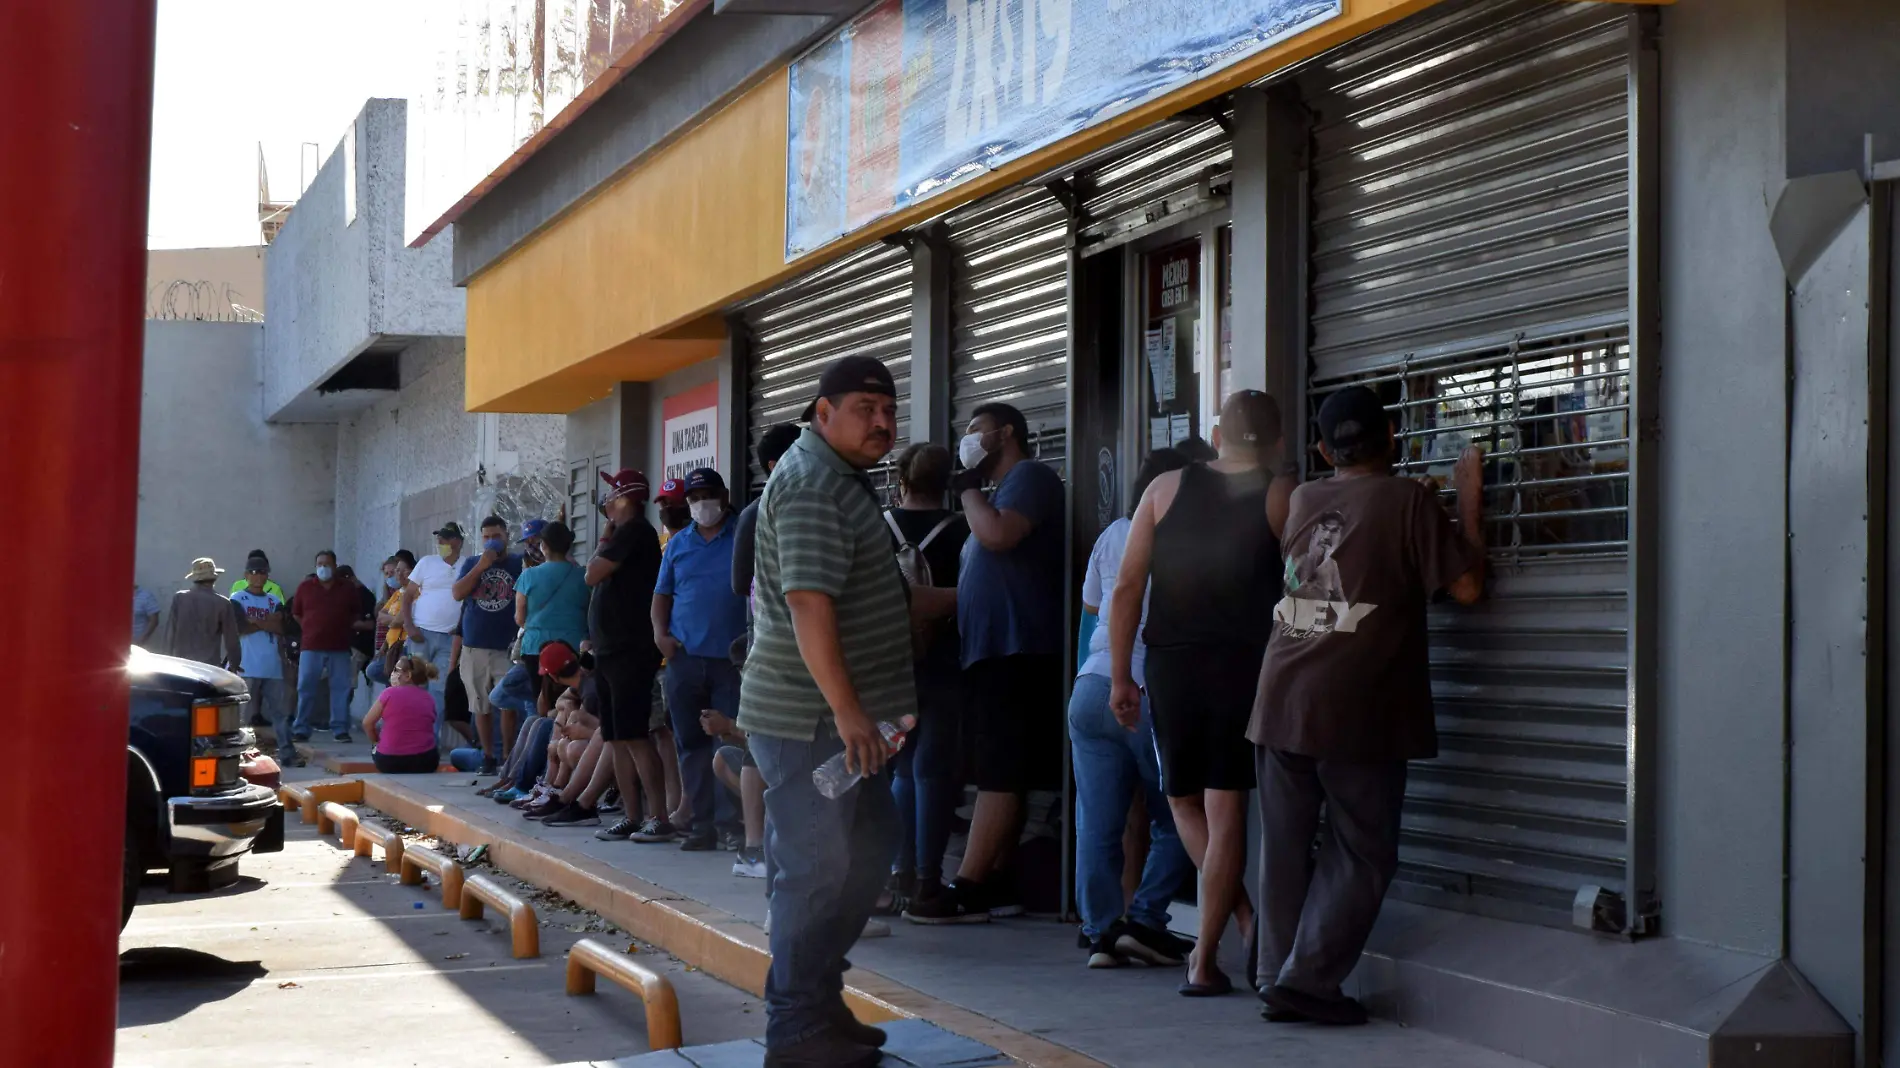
[231, 554, 300, 767]
[291, 550, 362, 742]
[1069, 450, 1194, 969]
[740, 356, 916, 1068]
[651, 467, 749, 851]
[404, 522, 466, 736]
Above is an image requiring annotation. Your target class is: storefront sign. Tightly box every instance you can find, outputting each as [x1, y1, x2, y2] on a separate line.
[662, 382, 720, 483]
[785, 0, 1341, 259]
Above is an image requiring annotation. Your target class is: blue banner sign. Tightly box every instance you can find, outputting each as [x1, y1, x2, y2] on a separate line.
[786, 0, 1341, 260]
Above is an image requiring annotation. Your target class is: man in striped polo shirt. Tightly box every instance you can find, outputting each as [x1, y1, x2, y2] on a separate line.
[740, 355, 917, 1068]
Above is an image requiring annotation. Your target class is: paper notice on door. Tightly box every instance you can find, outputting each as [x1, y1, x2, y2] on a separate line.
[1145, 323, 1177, 403]
[1169, 413, 1191, 446]
[1150, 417, 1171, 451]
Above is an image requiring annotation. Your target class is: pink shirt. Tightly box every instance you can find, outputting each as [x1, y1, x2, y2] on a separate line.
[376, 686, 438, 756]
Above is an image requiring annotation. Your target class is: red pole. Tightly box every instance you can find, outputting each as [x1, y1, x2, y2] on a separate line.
[0, 2, 158, 1064]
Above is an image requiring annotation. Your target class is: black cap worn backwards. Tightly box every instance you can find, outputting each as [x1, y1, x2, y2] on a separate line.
[801, 355, 897, 423]
[1315, 385, 1392, 456]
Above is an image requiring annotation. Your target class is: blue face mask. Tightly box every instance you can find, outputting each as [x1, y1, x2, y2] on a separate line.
[385, 574, 401, 590]
[315, 565, 335, 582]
[483, 537, 505, 553]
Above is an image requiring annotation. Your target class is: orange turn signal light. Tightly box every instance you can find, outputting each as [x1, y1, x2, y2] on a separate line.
[192, 705, 220, 737]
[191, 758, 218, 788]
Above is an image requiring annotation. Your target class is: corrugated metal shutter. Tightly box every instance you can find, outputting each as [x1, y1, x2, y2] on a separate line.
[1076, 116, 1234, 255]
[1301, 0, 1637, 929]
[945, 187, 1072, 476]
[740, 242, 914, 494]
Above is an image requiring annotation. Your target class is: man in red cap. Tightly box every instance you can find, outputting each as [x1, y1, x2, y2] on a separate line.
[655, 478, 691, 547]
[552, 469, 676, 839]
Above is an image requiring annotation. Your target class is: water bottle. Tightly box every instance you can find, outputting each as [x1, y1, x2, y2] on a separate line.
[813, 715, 916, 799]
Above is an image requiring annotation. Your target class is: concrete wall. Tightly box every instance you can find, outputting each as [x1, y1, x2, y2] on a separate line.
[137, 321, 335, 602]
[146, 246, 265, 321]
[1655, 0, 1790, 958]
[644, 354, 731, 490]
[263, 98, 465, 421]
[331, 338, 565, 570]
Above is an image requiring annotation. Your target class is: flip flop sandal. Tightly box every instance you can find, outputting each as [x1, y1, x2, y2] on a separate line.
[1178, 965, 1234, 997]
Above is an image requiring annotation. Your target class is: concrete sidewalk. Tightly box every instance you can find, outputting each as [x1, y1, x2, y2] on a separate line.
[382, 772, 1538, 1068]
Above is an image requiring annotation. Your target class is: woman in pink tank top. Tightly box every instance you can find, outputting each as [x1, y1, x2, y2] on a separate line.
[363, 655, 442, 774]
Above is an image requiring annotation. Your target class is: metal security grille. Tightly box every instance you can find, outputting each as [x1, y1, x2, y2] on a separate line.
[566, 451, 611, 565]
[945, 186, 1072, 477]
[1300, 0, 1638, 930]
[739, 242, 914, 495]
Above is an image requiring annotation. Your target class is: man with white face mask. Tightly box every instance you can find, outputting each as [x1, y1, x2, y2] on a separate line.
[649, 467, 751, 850]
[292, 550, 364, 743]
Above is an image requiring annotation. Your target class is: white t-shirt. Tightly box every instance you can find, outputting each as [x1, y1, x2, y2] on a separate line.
[409, 554, 463, 634]
[1078, 517, 1150, 687]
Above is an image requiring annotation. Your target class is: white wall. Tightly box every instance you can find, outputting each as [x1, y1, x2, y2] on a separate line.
[137, 321, 336, 601]
[331, 337, 564, 568]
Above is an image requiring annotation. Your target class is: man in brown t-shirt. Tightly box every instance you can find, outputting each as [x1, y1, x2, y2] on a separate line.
[1246, 385, 1486, 1026]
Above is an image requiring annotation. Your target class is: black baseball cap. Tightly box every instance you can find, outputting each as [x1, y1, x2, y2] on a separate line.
[434, 521, 466, 540]
[1316, 386, 1393, 455]
[801, 355, 897, 422]
[684, 468, 726, 494]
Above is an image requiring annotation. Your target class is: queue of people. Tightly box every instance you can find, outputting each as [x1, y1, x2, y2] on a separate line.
[142, 345, 1487, 1067]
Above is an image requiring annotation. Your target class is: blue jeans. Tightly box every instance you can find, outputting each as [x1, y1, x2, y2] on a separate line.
[662, 654, 742, 839]
[294, 651, 354, 739]
[406, 629, 455, 735]
[489, 662, 537, 717]
[1068, 672, 1192, 939]
[245, 676, 293, 760]
[890, 665, 961, 883]
[753, 732, 898, 1049]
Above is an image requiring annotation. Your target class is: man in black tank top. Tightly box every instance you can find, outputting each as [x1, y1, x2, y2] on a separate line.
[1246, 386, 1487, 1026]
[1109, 391, 1296, 997]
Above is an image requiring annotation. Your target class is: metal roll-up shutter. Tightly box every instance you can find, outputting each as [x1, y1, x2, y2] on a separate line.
[1301, 0, 1639, 930]
[740, 242, 913, 494]
[945, 187, 1072, 476]
[1075, 115, 1233, 254]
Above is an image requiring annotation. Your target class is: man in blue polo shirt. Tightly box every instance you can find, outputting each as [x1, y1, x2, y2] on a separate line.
[651, 467, 750, 851]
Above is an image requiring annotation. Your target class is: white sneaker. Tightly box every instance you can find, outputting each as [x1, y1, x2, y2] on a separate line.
[732, 850, 767, 879]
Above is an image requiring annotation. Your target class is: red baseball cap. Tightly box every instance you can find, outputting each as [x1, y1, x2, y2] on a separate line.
[599, 468, 649, 506]
[655, 478, 687, 505]
[538, 642, 580, 679]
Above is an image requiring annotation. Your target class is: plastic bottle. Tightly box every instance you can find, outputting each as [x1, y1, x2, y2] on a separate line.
[812, 715, 916, 799]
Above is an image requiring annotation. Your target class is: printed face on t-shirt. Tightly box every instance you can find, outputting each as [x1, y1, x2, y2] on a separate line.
[1275, 512, 1375, 639]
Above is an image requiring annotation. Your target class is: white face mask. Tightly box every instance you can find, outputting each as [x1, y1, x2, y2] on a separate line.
[690, 500, 724, 528]
[958, 432, 989, 472]
[315, 565, 334, 582]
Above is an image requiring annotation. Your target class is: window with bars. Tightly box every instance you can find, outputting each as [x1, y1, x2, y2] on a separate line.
[1309, 328, 1631, 560]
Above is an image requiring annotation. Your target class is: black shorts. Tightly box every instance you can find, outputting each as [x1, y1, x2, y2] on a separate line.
[964, 654, 1064, 793]
[373, 748, 440, 774]
[596, 653, 661, 742]
[1144, 643, 1264, 797]
[443, 667, 470, 724]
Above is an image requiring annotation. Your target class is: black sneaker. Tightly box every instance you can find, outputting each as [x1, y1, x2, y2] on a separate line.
[522, 795, 567, 820]
[598, 787, 622, 814]
[1115, 920, 1192, 967]
[333, 733, 354, 744]
[762, 1030, 880, 1068]
[629, 817, 679, 843]
[679, 832, 718, 852]
[1086, 930, 1126, 969]
[542, 802, 601, 827]
[277, 752, 307, 769]
[903, 879, 991, 925]
[596, 817, 638, 841]
[717, 828, 744, 852]
[985, 878, 1024, 918]
[479, 757, 498, 776]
